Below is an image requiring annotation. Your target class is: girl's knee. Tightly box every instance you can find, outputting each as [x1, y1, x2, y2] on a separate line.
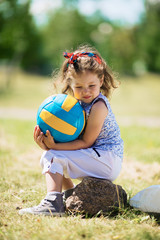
[40, 150, 54, 168]
[40, 150, 65, 176]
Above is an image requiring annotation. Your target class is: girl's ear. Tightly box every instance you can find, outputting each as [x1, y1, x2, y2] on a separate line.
[100, 75, 104, 87]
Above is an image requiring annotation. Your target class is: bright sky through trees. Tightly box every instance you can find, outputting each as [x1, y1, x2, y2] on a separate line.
[30, 0, 145, 26]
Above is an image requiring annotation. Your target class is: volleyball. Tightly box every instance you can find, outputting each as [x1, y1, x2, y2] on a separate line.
[37, 94, 85, 142]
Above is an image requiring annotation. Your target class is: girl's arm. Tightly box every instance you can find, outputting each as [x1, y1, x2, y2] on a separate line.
[38, 100, 108, 150]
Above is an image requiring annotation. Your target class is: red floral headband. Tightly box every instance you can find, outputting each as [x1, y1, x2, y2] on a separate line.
[63, 52, 102, 65]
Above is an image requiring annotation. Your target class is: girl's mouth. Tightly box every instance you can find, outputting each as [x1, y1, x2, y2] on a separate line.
[83, 96, 91, 99]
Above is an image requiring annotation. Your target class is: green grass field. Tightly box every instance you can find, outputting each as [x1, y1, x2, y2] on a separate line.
[0, 70, 160, 240]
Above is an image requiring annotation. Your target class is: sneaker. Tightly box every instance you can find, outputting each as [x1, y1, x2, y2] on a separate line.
[19, 193, 65, 216]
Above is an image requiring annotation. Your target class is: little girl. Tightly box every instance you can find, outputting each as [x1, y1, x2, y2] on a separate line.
[19, 45, 124, 216]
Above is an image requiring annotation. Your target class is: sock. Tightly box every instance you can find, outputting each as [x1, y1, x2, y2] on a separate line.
[47, 191, 61, 196]
[71, 184, 76, 189]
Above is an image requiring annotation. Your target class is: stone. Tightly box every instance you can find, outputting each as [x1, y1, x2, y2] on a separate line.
[66, 177, 127, 216]
[130, 185, 160, 213]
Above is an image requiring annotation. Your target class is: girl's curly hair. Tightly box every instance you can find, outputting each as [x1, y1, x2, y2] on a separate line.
[53, 44, 119, 98]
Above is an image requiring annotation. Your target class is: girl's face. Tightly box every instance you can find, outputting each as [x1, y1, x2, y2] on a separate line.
[71, 71, 103, 103]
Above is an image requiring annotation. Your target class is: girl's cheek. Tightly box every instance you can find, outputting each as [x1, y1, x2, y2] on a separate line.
[73, 91, 80, 100]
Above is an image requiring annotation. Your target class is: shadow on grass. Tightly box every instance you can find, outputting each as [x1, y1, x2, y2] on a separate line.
[66, 202, 160, 226]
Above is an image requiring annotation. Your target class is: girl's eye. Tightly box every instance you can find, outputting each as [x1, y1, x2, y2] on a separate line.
[89, 85, 95, 88]
[75, 86, 82, 89]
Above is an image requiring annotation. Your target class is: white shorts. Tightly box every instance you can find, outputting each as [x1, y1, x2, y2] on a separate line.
[40, 148, 122, 181]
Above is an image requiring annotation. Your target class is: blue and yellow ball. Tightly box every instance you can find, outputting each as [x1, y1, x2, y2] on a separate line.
[37, 94, 85, 142]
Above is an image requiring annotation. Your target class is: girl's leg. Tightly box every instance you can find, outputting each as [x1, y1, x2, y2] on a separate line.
[46, 172, 63, 192]
[62, 176, 75, 200]
[62, 176, 74, 190]
[19, 172, 65, 216]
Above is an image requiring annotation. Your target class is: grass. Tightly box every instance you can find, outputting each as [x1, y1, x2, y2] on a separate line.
[0, 70, 160, 239]
[121, 126, 160, 164]
[111, 73, 160, 117]
[0, 70, 160, 117]
[0, 70, 52, 109]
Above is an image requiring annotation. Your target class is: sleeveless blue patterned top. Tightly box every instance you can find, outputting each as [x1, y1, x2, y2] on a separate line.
[80, 93, 123, 160]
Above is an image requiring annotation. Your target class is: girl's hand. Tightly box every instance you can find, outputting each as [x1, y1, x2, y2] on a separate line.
[43, 130, 56, 149]
[34, 125, 49, 150]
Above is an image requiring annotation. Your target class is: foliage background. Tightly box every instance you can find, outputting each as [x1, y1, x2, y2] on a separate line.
[0, 0, 160, 77]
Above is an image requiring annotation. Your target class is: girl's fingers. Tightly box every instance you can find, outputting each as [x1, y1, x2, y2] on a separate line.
[34, 126, 42, 142]
[47, 130, 54, 140]
[33, 125, 38, 140]
[38, 131, 43, 139]
[46, 130, 51, 137]
[33, 126, 49, 150]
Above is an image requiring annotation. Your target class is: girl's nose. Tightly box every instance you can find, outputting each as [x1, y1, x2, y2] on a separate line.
[83, 88, 89, 93]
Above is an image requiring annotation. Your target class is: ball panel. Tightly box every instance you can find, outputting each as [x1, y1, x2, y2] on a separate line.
[43, 102, 77, 128]
[38, 118, 80, 143]
[37, 95, 57, 120]
[79, 111, 85, 134]
[65, 101, 83, 117]
[61, 95, 78, 112]
[43, 102, 83, 128]
[52, 94, 68, 107]
[74, 110, 85, 135]
[39, 109, 77, 135]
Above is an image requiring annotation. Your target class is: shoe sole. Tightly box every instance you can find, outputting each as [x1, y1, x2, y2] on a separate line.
[19, 210, 66, 217]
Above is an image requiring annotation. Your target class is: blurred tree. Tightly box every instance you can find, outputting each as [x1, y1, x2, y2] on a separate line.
[41, 5, 139, 75]
[0, 0, 47, 78]
[1, 0, 159, 78]
[96, 25, 137, 75]
[136, 0, 160, 73]
[41, 8, 97, 69]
